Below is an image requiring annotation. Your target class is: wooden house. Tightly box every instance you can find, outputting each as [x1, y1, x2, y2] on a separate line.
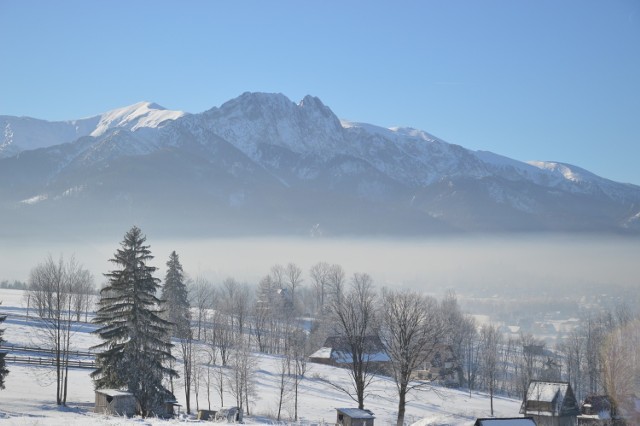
[411, 343, 461, 387]
[94, 389, 136, 417]
[474, 417, 537, 426]
[309, 336, 390, 374]
[520, 381, 580, 426]
[336, 408, 375, 426]
[578, 394, 640, 426]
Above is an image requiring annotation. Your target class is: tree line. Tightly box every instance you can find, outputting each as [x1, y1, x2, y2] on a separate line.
[13, 226, 640, 424]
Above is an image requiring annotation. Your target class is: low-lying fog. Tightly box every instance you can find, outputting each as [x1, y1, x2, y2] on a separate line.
[1, 234, 638, 298]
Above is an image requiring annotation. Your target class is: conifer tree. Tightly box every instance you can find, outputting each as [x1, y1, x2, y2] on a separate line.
[161, 251, 190, 337]
[161, 251, 193, 412]
[0, 303, 8, 390]
[91, 226, 177, 417]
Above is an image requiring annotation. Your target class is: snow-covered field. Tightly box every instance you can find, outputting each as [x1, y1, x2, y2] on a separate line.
[0, 289, 522, 425]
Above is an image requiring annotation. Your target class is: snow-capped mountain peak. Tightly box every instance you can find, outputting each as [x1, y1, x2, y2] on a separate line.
[527, 161, 595, 183]
[90, 101, 186, 137]
[2, 92, 640, 237]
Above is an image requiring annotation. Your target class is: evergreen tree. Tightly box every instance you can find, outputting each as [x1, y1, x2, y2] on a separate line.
[161, 251, 193, 412]
[91, 226, 177, 417]
[0, 302, 8, 390]
[161, 251, 190, 338]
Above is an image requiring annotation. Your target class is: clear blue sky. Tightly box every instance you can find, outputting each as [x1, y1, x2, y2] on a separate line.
[1, 1, 639, 184]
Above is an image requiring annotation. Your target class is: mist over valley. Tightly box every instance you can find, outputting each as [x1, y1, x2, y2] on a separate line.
[2, 234, 636, 297]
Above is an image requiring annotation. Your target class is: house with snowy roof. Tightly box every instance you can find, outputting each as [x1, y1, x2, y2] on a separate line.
[410, 343, 461, 387]
[520, 380, 579, 426]
[578, 394, 640, 426]
[474, 417, 537, 426]
[309, 336, 390, 373]
[336, 408, 375, 426]
[577, 395, 618, 425]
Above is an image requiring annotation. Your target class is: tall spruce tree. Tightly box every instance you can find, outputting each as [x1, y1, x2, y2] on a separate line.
[0, 303, 8, 390]
[91, 226, 177, 417]
[161, 251, 190, 337]
[161, 251, 193, 413]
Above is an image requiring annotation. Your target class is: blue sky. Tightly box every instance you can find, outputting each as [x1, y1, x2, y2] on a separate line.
[1, 1, 639, 184]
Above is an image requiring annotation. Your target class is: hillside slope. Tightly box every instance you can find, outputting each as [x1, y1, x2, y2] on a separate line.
[0, 288, 522, 425]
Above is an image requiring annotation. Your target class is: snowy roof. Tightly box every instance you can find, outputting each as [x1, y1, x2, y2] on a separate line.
[95, 389, 134, 397]
[337, 408, 375, 419]
[315, 335, 391, 363]
[309, 347, 333, 359]
[475, 418, 536, 426]
[332, 350, 390, 364]
[309, 346, 390, 363]
[526, 381, 567, 402]
[521, 381, 579, 417]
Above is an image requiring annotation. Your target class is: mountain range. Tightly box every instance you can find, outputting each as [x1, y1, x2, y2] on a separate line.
[2, 92, 639, 239]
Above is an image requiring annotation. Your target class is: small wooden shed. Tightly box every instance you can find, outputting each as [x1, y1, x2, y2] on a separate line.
[94, 389, 136, 417]
[196, 406, 242, 422]
[336, 408, 375, 426]
[163, 397, 181, 418]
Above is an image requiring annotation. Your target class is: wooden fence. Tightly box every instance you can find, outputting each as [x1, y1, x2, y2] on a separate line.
[4, 355, 95, 369]
[1, 343, 96, 369]
[0, 344, 94, 358]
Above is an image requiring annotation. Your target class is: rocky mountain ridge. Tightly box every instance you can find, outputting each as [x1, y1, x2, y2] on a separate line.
[1, 92, 639, 238]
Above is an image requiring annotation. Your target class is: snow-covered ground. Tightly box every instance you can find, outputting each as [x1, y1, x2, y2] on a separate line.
[0, 289, 522, 425]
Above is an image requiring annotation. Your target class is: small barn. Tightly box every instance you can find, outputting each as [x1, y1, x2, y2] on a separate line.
[520, 381, 579, 426]
[336, 408, 374, 426]
[163, 397, 181, 419]
[474, 417, 537, 426]
[94, 389, 136, 417]
[578, 394, 639, 426]
[411, 344, 461, 387]
[309, 336, 390, 374]
[196, 407, 242, 422]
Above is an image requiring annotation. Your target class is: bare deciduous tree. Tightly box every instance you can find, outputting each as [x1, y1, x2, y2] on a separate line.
[479, 324, 502, 417]
[189, 277, 213, 341]
[327, 272, 378, 410]
[460, 316, 479, 395]
[220, 278, 252, 340]
[276, 351, 292, 421]
[379, 289, 446, 426]
[285, 263, 303, 309]
[517, 333, 544, 399]
[71, 269, 95, 322]
[601, 316, 639, 410]
[179, 328, 195, 414]
[270, 264, 285, 288]
[212, 308, 234, 367]
[327, 264, 346, 302]
[228, 336, 257, 416]
[253, 275, 275, 353]
[309, 262, 330, 315]
[28, 255, 93, 406]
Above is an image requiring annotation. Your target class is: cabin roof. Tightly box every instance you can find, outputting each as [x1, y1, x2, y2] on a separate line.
[337, 408, 375, 419]
[526, 381, 568, 402]
[95, 389, 134, 398]
[475, 418, 536, 426]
